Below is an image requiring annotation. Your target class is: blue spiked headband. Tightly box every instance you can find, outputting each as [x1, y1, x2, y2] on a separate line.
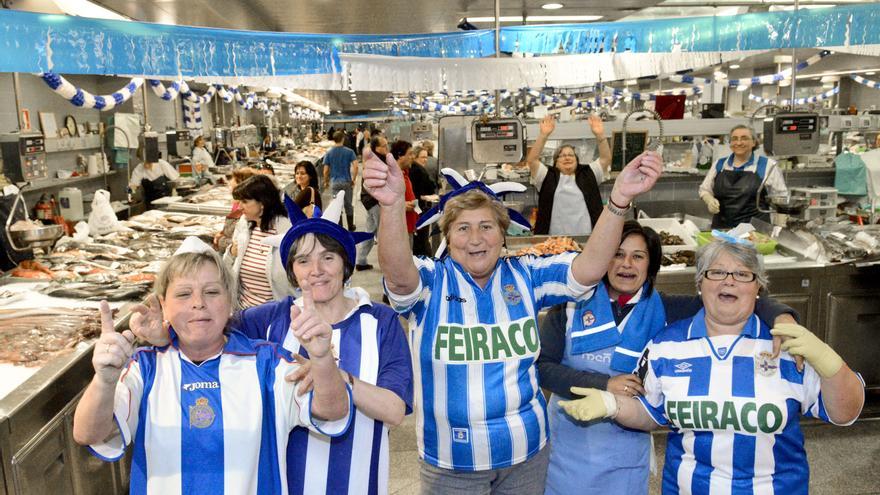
[276, 192, 373, 268]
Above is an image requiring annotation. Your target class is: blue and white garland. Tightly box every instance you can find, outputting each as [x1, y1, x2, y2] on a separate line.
[850, 74, 880, 89]
[215, 85, 235, 103]
[232, 88, 255, 110]
[40, 72, 143, 110]
[748, 86, 839, 106]
[668, 50, 832, 88]
[606, 85, 702, 101]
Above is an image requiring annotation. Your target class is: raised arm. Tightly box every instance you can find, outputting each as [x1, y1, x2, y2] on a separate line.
[362, 149, 420, 294]
[589, 114, 612, 174]
[291, 284, 349, 421]
[570, 151, 663, 286]
[526, 115, 556, 177]
[73, 301, 136, 445]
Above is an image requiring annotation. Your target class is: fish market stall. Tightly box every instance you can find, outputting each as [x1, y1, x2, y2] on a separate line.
[0, 209, 225, 495]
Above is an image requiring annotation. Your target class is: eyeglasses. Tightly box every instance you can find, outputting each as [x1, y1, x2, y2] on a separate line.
[557, 152, 577, 158]
[703, 269, 757, 283]
[730, 136, 753, 142]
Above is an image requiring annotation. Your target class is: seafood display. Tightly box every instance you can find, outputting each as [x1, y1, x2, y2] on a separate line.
[659, 230, 685, 246]
[514, 236, 581, 256]
[661, 250, 696, 267]
[0, 306, 103, 366]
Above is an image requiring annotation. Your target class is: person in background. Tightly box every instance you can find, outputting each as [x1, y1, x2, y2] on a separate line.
[364, 141, 663, 494]
[261, 133, 278, 158]
[358, 128, 372, 158]
[421, 140, 439, 187]
[284, 160, 323, 217]
[130, 146, 180, 208]
[213, 167, 258, 251]
[355, 134, 387, 271]
[323, 130, 359, 231]
[526, 114, 612, 235]
[391, 140, 418, 247]
[74, 237, 351, 493]
[191, 135, 214, 186]
[539, 221, 800, 495]
[699, 125, 787, 229]
[409, 145, 436, 256]
[559, 239, 864, 495]
[226, 175, 294, 308]
[130, 197, 413, 495]
[355, 125, 365, 155]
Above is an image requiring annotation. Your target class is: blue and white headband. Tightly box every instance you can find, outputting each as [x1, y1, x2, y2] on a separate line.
[417, 168, 531, 257]
[272, 191, 372, 268]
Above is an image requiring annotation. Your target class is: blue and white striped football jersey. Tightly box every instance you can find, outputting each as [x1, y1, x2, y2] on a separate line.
[238, 287, 414, 495]
[387, 253, 591, 471]
[88, 330, 351, 495]
[639, 310, 862, 495]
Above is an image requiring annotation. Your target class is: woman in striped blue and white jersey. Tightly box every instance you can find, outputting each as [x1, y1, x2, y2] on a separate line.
[364, 145, 663, 494]
[559, 239, 865, 495]
[73, 237, 351, 494]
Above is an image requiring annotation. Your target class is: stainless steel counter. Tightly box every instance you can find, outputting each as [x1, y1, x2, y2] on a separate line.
[0, 304, 133, 495]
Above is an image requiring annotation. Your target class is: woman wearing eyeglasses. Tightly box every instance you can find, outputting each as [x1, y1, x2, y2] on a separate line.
[699, 125, 788, 229]
[525, 114, 612, 235]
[557, 239, 865, 494]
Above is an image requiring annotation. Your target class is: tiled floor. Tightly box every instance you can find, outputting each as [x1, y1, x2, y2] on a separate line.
[345, 187, 880, 495]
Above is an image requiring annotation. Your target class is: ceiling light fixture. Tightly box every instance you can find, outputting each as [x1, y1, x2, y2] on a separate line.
[542, 3, 565, 9]
[53, 0, 129, 20]
[713, 70, 727, 79]
[867, 71, 877, 75]
[796, 67, 880, 79]
[729, 64, 741, 69]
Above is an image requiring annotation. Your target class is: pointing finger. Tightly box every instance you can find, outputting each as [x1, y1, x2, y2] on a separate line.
[99, 301, 115, 334]
[300, 280, 314, 311]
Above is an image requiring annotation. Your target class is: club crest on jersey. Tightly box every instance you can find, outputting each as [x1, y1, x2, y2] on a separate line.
[502, 284, 522, 305]
[581, 310, 596, 327]
[189, 398, 215, 428]
[755, 351, 778, 376]
[452, 428, 470, 443]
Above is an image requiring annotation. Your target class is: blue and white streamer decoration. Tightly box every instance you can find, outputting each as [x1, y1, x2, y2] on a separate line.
[606, 85, 702, 101]
[232, 87, 255, 110]
[747, 86, 839, 106]
[850, 75, 880, 89]
[182, 98, 203, 130]
[39, 72, 143, 110]
[726, 50, 832, 88]
[215, 85, 235, 103]
[148, 79, 185, 100]
[181, 84, 216, 104]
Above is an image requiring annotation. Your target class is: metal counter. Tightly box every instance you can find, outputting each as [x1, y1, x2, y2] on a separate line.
[0, 305, 133, 495]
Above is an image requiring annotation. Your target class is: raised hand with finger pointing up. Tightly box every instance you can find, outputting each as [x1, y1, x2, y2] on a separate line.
[289, 281, 333, 360]
[92, 300, 136, 385]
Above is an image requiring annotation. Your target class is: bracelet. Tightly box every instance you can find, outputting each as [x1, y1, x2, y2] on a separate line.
[606, 197, 632, 216]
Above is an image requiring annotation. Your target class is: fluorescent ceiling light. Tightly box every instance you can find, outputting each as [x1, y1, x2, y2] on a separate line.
[736, 84, 749, 91]
[542, 3, 565, 9]
[714, 70, 727, 79]
[798, 68, 880, 79]
[729, 64, 741, 69]
[53, 0, 129, 20]
[867, 72, 877, 75]
[467, 15, 602, 22]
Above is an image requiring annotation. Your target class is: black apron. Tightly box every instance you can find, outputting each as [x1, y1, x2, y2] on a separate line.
[711, 154, 770, 229]
[142, 175, 171, 207]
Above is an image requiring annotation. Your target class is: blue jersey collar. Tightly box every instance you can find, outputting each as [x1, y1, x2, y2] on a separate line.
[686, 309, 760, 340]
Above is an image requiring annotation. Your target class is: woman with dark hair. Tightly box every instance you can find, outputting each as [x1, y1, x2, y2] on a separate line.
[699, 124, 788, 228]
[526, 114, 612, 235]
[226, 174, 294, 308]
[284, 160, 323, 216]
[538, 221, 799, 494]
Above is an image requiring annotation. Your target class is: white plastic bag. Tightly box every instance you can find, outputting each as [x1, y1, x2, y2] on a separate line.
[88, 190, 119, 235]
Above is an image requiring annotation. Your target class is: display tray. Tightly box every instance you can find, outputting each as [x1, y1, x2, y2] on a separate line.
[504, 235, 589, 255]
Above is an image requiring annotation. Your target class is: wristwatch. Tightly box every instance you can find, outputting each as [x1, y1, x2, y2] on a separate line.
[606, 197, 632, 216]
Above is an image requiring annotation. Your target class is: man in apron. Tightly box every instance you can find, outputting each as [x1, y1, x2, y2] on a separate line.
[130, 158, 179, 208]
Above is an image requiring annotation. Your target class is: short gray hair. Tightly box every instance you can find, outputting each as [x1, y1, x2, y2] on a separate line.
[155, 250, 238, 309]
[694, 240, 768, 291]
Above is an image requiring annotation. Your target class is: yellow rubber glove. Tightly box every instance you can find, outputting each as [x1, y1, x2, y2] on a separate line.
[770, 323, 843, 378]
[557, 387, 619, 422]
[701, 193, 720, 214]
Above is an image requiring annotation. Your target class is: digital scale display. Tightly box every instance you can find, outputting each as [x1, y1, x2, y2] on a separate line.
[775, 115, 817, 134]
[475, 123, 518, 140]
